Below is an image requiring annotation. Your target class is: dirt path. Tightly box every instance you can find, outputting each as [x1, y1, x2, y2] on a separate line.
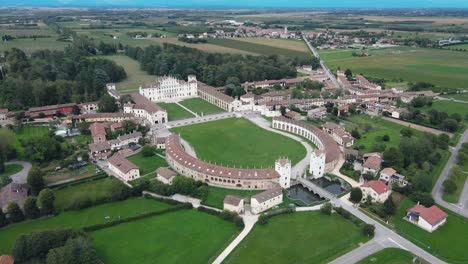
[381, 117, 453, 137]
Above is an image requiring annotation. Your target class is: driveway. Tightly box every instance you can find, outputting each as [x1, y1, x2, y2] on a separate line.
[5, 161, 32, 184]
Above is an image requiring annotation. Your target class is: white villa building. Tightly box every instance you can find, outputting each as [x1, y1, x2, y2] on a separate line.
[107, 155, 140, 182]
[406, 204, 448, 232]
[139, 75, 198, 102]
[360, 180, 391, 203]
[223, 195, 244, 214]
[275, 159, 292, 188]
[251, 186, 283, 214]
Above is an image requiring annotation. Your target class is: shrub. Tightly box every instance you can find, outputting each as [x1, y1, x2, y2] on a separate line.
[320, 202, 332, 215]
[24, 197, 40, 219]
[6, 202, 24, 223]
[350, 188, 363, 203]
[443, 179, 457, 194]
[38, 188, 55, 215]
[258, 214, 269, 225]
[141, 145, 156, 157]
[383, 197, 396, 216]
[410, 192, 434, 207]
[196, 207, 244, 229]
[362, 224, 375, 237]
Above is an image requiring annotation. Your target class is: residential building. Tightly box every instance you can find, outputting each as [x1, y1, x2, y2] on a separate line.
[379, 167, 408, 187]
[156, 167, 177, 184]
[284, 110, 302, 121]
[124, 93, 168, 125]
[223, 195, 244, 214]
[197, 83, 242, 112]
[360, 180, 391, 203]
[406, 204, 448, 232]
[362, 155, 382, 176]
[322, 122, 354, 147]
[108, 155, 140, 181]
[251, 186, 283, 214]
[90, 122, 107, 143]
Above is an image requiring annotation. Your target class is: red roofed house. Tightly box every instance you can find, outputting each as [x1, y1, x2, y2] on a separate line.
[107, 155, 140, 182]
[362, 155, 382, 176]
[360, 180, 391, 203]
[406, 204, 448, 232]
[0, 255, 14, 264]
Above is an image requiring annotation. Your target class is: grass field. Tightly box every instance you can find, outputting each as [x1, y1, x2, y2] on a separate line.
[127, 152, 168, 176]
[319, 46, 468, 89]
[100, 55, 156, 92]
[0, 197, 173, 254]
[442, 164, 468, 203]
[421, 100, 468, 117]
[224, 211, 369, 264]
[356, 248, 419, 264]
[202, 186, 262, 209]
[345, 115, 423, 153]
[157, 102, 195, 121]
[179, 98, 225, 115]
[53, 177, 127, 209]
[91, 209, 239, 264]
[208, 38, 310, 58]
[235, 37, 310, 53]
[440, 93, 468, 102]
[443, 44, 468, 51]
[391, 198, 468, 264]
[0, 164, 23, 186]
[171, 118, 306, 167]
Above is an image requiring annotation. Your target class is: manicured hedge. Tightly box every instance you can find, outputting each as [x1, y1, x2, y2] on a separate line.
[258, 207, 295, 225]
[197, 207, 244, 228]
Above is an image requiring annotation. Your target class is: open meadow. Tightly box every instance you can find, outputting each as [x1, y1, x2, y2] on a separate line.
[319, 46, 468, 89]
[91, 209, 239, 264]
[171, 118, 306, 167]
[421, 100, 468, 117]
[0, 197, 173, 254]
[224, 211, 369, 264]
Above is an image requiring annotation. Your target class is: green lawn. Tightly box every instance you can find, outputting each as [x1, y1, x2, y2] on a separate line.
[8, 126, 50, 157]
[179, 98, 225, 115]
[357, 248, 419, 264]
[442, 164, 468, 203]
[440, 93, 468, 102]
[202, 186, 262, 209]
[345, 115, 423, 153]
[391, 198, 468, 264]
[421, 100, 468, 117]
[100, 55, 156, 92]
[91, 209, 239, 264]
[319, 46, 468, 89]
[54, 177, 125, 210]
[224, 211, 369, 264]
[0, 164, 23, 187]
[0, 197, 173, 254]
[208, 38, 310, 58]
[171, 118, 306, 167]
[158, 102, 195, 121]
[127, 152, 168, 176]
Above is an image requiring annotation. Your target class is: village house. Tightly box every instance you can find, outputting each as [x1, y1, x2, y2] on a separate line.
[362, 153, 383, 176]
[80, 102, 99, 113]
[307, 107, 327, 120]
[154, 137, 166, 149]
[107, 155, 140, 181]
[360, 180, 391, 203]
[156, 167, 177, 184]
[0, 183, 29, 210]
[251, 186, 283, 214]
[223, 195, 244, 214]
[25, 103, 75, 119]
[322, 122, 354, 147]
[379, 167, 408, 187]
[406, 204, 448, 232]
[90, 122, 107, 143]
[284, 110, 302, 121]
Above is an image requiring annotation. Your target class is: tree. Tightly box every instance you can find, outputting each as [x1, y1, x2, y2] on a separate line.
[38, 188, 55, 215]
[362, 224, 375, 237]
[72, 105, 81, 115]
[46, 237, 100, 264]
[443, 179, 457, 194]
[27, 167, 44, 195]
[24, 197, 40, 219]
[351, 129, 361, 139]
[141, 145, 155, 157]
[441, 119, 458, 132]
[98, 94, 117, 113]
[350, 188, 363, 203]
[7, 202, 24, 223]
[410, 192, 434, 207]
[383, 147, 404, 169]
[382, 134, 390, 142]
[280, 106, 286, 116]
[383, 197, 396, 216]
[400, 128, 413, 138]
[320, 202, 332, 215]
[0, 209, 7, 227]
[344, 69, 353, 78]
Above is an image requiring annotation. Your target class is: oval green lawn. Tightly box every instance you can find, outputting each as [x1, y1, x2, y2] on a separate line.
[357, 248, 416, 264]
[171, 118, 307, 168]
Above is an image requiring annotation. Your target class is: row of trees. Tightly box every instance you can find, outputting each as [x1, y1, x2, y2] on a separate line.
[443, 143, 468, 195]
[0, 48, 126, 110]
[125, 43, 311, 87]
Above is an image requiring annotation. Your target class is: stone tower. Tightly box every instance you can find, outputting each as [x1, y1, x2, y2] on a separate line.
[275, 159, 292, 188]
[309, 149, 325, 179]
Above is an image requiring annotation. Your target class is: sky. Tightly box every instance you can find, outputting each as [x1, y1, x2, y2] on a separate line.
[1, 0, 468, 8]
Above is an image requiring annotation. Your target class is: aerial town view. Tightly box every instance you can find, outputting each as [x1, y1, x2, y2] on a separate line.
[0, 0, 467, 263]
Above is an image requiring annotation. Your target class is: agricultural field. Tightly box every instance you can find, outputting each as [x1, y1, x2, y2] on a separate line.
[91, 209, 239, 264]
[53, 177, 127, 210]
[0, 197, 173, 254]
[440, 93, 468, 102]
[202, 186, 262, 209]
[100, 55, 156, 92]
[0, 24, 69, 53]
[154, 37, 256, 55]
[224, 211, 369, 264]
[171, 118, 307, 167]
[443, 43, 468, 51]
[235, 37, 310, 53]
[390, 198, 468, 264]
[319, 46, 468, 89]
[157, 102, 195, 121]
[357, 248, 422, 264]
[179, 98, 225, 115]
[127, 152, 169, 176]
[421, 100, 468, 117]
[344, 115, 423, 153]
[208, 38, 310, 58]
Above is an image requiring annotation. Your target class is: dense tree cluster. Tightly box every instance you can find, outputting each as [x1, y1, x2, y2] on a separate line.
[291, 79, 324, 99]
[0, 48, 126, 110]
[125, 43, 309, 87]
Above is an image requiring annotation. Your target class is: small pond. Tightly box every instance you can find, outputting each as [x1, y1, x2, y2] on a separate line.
[310, 177, 349, 196]
[287, 185, 324, 206]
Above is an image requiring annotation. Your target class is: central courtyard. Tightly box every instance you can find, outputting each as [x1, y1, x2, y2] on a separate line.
[171, 117, 307, 168]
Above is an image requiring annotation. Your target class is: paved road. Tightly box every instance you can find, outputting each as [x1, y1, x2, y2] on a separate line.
[381, 116, 453, 137]
[432, 128, 468, 218]
[5, 161, 32, 184]
[331, 155, 361, 188]
[436, 96, 468, 104]
[303, 36, 341, 89]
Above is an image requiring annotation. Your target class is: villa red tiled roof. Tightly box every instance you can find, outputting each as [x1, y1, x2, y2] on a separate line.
[361, 180, 389, 194]
[0, 255, 14, 264]
[108, 155, 138, 174]
[408, 204, 447, 225]
[363, 156, 382, 171]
